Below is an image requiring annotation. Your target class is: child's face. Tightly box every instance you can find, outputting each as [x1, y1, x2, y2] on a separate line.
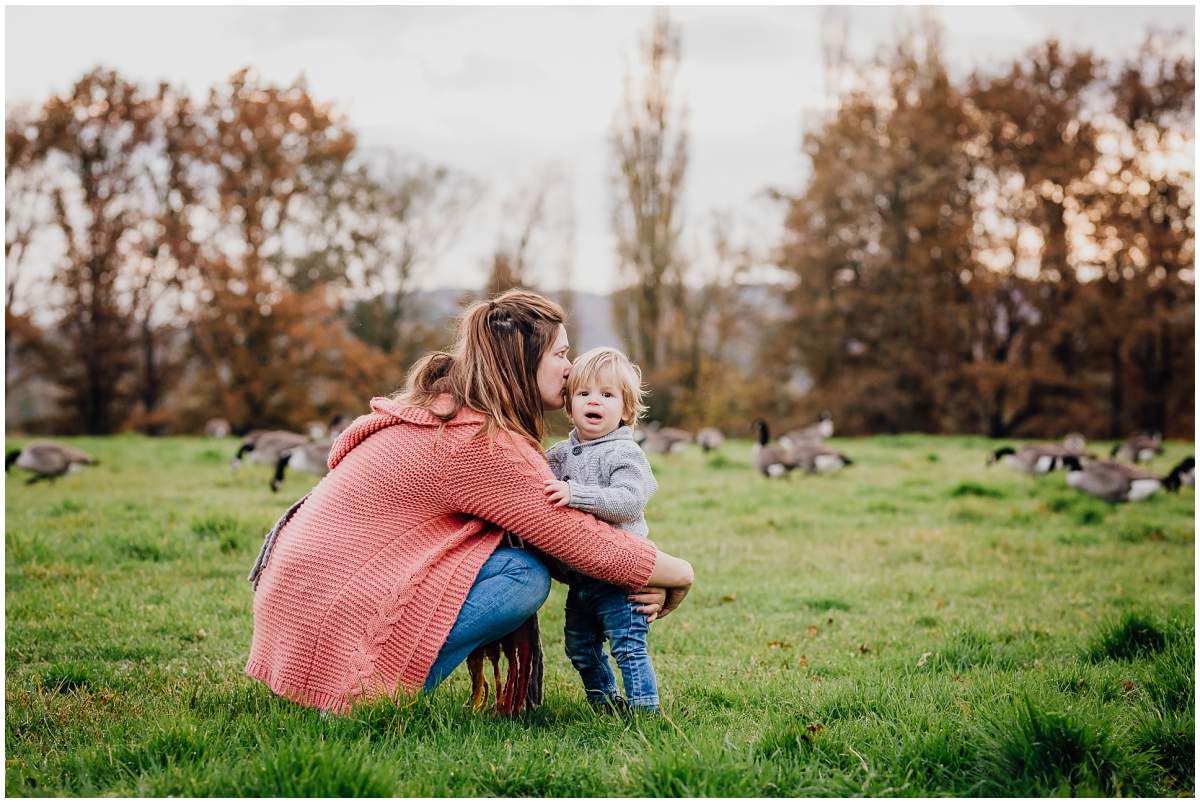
[569, 374, 625, 441]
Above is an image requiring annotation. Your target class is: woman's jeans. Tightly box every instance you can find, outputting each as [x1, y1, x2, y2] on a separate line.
[563, 577, 660, 712]
[423, 546, 551, 691]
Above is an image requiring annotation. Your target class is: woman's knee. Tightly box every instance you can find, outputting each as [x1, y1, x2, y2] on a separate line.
[491, 546, 550, 616]
[520, 555, 551, 613]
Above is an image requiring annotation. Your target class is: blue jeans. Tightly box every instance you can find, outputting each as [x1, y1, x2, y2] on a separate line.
[563, 578, 660, 712]
[423, 546, 551, 691]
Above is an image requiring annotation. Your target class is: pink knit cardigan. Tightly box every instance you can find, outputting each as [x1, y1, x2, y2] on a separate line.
[245, 396, 659, 712]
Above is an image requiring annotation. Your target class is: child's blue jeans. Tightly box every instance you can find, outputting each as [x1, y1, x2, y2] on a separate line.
[563, 577, 660, 712]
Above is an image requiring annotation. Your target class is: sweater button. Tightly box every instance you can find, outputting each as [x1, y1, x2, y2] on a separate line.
[572, 446, 582, 456]
[563, 475, 570, 481]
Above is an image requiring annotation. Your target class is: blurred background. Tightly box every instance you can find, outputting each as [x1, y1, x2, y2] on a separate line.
[4, 6, 1194, 438]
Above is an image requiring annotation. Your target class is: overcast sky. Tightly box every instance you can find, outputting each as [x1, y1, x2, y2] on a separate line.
[6, 5, 1194, 294]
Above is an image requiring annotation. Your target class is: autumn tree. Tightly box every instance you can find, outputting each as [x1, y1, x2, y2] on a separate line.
[966, 41, 1105, 435]
[169, 68, 392, 430]
[115, 81, 205, 432]
[5, 103, 51, 410]
[7, 69, 164, 433]
[779, 18, 1193, 438]
[778, 21, 979, 433]
[1075, 33, 1194, 436]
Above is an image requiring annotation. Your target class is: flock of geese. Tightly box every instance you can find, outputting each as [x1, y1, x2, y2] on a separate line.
[632, 411, 854, 479]
[749, 414, 854, 477]
[4, 416, 349, 492]
[987, 431, 1194, 503]
[227, 415, 350, 492]
[4, 411, 1193, 508]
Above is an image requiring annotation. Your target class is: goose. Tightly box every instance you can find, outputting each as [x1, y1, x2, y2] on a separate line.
[270, 440, 333, 492]
[640, 431, 673, 455]
[6, 441, 97, 484]
[640, 422, 693, 455]
[780, 411, 834, 450]
[751, 419, 799, 478]
[232, 430, 309, 470]
[204, 418, 232, 438]
[987, 443, 1082, 475]
[1162, 456, 1194, 492]
[328, 414, 351, 440]
[696, 427, 725, 452]
[1061, 455, 1186, 503]
[786, 439, 854, 474]
[1111, 432, 1164, 463]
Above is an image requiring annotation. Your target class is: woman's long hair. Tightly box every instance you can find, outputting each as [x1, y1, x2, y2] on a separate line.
[395, 289, 565, 448]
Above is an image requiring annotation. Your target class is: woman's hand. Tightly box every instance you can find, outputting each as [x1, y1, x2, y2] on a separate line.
[645, 553, 694, 603]
[627, 586, 667, 623]
[660, 586, 690, 619]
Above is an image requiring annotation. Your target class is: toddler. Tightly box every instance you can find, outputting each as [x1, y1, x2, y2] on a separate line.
[543, 347, 660, 713]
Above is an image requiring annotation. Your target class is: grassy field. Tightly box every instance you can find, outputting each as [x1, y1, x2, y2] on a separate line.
[5, 432, 1195, 796]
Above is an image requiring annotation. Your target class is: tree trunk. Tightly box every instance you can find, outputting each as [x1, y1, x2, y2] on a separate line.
[1108, 342, 1124, 439]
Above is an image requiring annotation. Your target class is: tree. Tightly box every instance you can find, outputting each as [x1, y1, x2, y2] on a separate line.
[1076, 33, 1194, 436]
[609, 10, 689, 383]
[778, 20, 979, 433]
[662, 213, 769, 429]
[13, 69, 162, 433]
[484, 184, 549, 296]
[966, 40, 1105, 435]
[342, 152, 478, 370]
[777, 20, 1194, 438]
[120, 81, 202, 432]
[177, 68, 377, 429]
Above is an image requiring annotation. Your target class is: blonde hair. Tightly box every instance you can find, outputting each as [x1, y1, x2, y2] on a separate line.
[565, 347, 648, 427]
[394, 289, 565, 449]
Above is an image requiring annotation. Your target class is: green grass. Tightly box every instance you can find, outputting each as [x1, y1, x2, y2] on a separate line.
[5, 433, 1195, 796]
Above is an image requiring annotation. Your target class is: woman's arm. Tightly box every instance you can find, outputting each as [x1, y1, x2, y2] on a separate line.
[443, 431, 691, 593]
[646, 550, 693, 588]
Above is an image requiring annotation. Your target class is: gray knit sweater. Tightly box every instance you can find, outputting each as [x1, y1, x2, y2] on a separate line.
[545, 425, 657, 539]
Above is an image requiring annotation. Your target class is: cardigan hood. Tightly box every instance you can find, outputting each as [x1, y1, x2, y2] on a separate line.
[328, 395, 485, 470]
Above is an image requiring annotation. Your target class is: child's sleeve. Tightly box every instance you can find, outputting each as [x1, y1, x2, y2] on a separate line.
[568, 442, 658, 523]
[545, 440, 568, 479]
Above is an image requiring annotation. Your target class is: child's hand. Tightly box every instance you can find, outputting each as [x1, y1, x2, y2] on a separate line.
[544, 479, 571, 507]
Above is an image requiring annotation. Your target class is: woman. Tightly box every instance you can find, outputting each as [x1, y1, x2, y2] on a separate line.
[246, 290, 694, 713]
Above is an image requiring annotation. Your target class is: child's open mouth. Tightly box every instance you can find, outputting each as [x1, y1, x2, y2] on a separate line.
[584, 412, 604, 423]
